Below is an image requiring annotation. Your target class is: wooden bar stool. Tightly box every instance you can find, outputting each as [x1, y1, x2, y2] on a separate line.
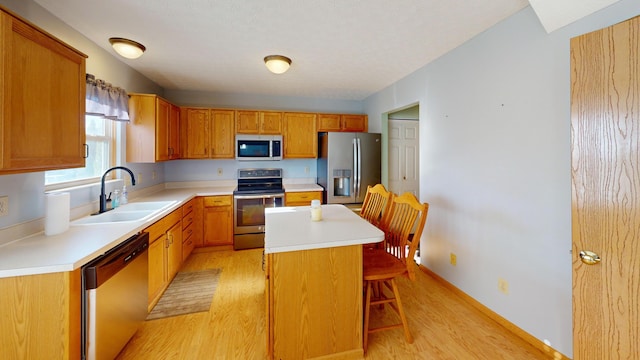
[359, 184, 393, 229]
[362, 192, 429, 353]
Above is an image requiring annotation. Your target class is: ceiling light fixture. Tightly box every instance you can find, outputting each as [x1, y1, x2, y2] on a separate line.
[109, 37, 146, 59]
[264, 55, 292, 74]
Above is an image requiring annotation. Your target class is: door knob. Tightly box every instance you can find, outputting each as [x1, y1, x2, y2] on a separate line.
[579, 250, 601, 265]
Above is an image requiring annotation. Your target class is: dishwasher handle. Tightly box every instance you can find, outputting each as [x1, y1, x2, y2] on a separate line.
[83, 232, 149, 290]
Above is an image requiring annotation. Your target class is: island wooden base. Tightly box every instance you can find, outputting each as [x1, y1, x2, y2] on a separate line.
[266, 245, 363, 360]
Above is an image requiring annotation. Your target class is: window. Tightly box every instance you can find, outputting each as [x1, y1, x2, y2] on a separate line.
[45, 115, 115, 187]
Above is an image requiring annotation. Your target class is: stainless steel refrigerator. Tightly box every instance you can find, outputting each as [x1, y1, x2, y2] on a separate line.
[317, 132, 381, 204]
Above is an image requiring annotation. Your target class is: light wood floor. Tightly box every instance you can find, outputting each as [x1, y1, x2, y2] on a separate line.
[117, 248, 550, 359]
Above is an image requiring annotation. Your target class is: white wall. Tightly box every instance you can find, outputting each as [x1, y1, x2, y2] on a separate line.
[364, 2, 640, 357]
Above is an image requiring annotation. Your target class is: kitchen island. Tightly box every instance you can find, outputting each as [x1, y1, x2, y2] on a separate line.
[264, 204, 384, 360]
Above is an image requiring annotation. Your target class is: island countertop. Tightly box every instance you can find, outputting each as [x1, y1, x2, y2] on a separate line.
[264, 204, 384, 254]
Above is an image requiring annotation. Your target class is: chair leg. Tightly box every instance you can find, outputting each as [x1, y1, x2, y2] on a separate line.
[390, 278, 413, 344]
[363, 280, 373, 354]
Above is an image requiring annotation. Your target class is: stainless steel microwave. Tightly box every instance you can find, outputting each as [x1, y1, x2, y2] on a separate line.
[236, 134, 283, 161]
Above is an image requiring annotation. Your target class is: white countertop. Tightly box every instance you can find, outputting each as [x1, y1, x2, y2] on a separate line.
[0, 186, 235, 279]
[264, 204, 384, 254]
[283, 183, 323, 192]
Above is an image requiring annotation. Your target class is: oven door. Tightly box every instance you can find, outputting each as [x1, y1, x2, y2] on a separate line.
[233, 193, 284, 249]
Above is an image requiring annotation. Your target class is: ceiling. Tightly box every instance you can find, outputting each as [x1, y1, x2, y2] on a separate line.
[34, 0, 619, 101]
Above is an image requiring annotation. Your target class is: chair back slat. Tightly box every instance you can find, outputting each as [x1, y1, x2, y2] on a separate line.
[360, 184, 393, 227]
[382, 192, 429, 280]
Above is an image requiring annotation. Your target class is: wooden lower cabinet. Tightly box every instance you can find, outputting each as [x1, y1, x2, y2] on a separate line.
[285, 191, 322, 206]
[266, 245, 363, 359]
[145, 208, 182, 310]
[0, 269, 81, 360]
[182, 198, 202, 259]
[203, 195, 233, 246]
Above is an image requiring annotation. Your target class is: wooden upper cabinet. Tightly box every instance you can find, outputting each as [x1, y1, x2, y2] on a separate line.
[283, 112, 317, 158]
[260, 111, 283, 134]
[127, 94, 180, 162]
[236, 110, 259, 133]
[182, 108, 210, 159]
[236, 110, 282, 134]
[0, 10, 87, 174]
[169, 104, 181, 159]
[317, 113, 367, 132]
[210, 109, 235, 158]
[181, 108, 235, 159]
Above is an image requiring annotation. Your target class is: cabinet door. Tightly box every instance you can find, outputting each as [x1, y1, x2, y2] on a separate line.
[203, 196, 233, 246]
[183, 108, 210, 158]
[283, 113, 317, 158]
[341, 114, 367, 132]
[236, 110, 259, 134]
[155, 98, 171, 161]
[169, 104, 181, 159]
[148, 235, 167, 308]
[166, 221, 183, 281]
[210, 110, 235, 158]
[1, 12, 86, 173]
[260, 112, 283, 134]
[317, 114, 341, 132]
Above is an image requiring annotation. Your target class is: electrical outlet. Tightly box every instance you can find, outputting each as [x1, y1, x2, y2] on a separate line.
[217, 168, 223, 176]
[137, 173, 143, 185]
[304, 166, 310, 174]
[0, 196, 8, 217]
[152, 171, 157, 180]
[450, 253, 457, 266]
[498, 278, 509, 294]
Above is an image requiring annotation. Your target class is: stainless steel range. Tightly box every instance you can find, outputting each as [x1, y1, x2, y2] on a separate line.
[233, 168, 284, 250]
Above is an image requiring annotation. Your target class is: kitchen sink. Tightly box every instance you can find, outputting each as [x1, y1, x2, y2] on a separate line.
[71, 200, 177, 226]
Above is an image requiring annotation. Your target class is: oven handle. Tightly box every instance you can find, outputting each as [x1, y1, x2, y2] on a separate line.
[234, 194, 284, 200]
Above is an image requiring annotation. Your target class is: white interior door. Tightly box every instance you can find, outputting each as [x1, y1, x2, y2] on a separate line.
[388, 119, 419, 196]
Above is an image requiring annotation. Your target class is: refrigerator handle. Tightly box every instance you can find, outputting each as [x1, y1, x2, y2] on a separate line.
[353, 138, 358, 198]
[356, 138, 362, 199]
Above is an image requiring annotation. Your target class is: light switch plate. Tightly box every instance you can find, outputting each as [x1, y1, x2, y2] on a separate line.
[0, 196, 8, 217]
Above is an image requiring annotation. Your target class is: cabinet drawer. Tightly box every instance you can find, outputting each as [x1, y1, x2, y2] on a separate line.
[285, 191, 322, 206]
[182, 198, 195, 217]
[183, 222, 194, 242]
[204, 195, 232, 207]
[182, 210, 194, 230]
[182, 235, 195, 262]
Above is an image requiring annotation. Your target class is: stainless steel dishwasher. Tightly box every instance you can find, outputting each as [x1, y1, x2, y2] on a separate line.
[81, 232, 149, 360]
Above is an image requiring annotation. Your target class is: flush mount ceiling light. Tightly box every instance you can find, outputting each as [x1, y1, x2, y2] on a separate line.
[109, 37, 146, 59]
[264, 55, 292, 74]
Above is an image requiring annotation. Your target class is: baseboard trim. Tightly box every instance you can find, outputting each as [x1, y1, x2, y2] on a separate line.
[418, 265, 570, 360]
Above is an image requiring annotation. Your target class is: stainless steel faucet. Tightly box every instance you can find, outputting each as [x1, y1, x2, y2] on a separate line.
[99, 166, 136, 214]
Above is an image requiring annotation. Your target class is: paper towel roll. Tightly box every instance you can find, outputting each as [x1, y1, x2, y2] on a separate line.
[45, 192, 70, 236]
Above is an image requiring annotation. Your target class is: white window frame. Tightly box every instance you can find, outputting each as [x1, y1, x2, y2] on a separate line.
[45, 115, 116, 190]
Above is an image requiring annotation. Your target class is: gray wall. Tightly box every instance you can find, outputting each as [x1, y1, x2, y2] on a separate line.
[364, 1, 640, 357]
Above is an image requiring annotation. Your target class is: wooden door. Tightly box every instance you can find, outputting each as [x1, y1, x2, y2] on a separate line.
[571, 15, 640, 359]
[236, 110, 259, 133]
[166, 220, 183, 281]
[155, 98, 170, 161]
[388, 119, 419, 196]
[341, 114, 367, 132]
[260, 111, 283, 134]
[183, 108, 210, 158]
[1, 12, 86, 173]
[210, 109, 235, 158]
[148, 235, 167, 308]
[283, 112, 317, 158]
[168, 104, 180, 159]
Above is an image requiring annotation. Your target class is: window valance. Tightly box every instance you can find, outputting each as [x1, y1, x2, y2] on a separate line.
[85, 74, 129, 121]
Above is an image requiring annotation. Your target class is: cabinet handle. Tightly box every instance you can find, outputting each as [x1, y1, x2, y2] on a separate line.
[83, 144, 89, 159]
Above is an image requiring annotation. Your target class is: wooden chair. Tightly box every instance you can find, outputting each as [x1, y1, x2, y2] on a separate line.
[359, 184, 393, 228]
[362, 192, 429, 353]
